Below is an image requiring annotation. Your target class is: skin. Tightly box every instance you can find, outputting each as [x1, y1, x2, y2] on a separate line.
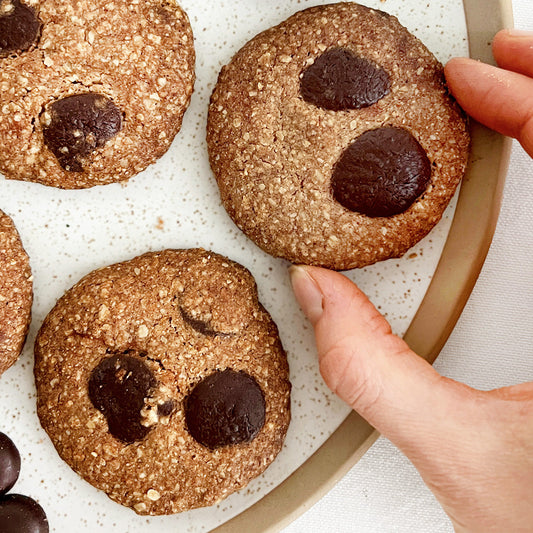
[290, 30, 533, 533]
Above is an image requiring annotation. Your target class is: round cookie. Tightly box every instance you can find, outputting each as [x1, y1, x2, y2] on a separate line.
[34, 249, 291, 515]
[0, 0, 195, 188]
[0, 210, 32, 376]
[207, 2, 470, 270]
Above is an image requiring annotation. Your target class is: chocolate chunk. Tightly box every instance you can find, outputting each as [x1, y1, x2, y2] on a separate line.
[157, 400, 175, 417]
[0, 432, 20, 495]
[0, 0, 41, 57]
[179, 306, 228, 337]
[88, 354, 156, 444]
[331, 126, 432, 217]
[300, 48, 390, 111]
[41, 93, 122, 172]
[185, 369, 265, 449]
[0, 494, 49, 533]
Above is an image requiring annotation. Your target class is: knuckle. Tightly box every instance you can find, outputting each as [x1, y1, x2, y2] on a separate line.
[362, 305, 392, 338]
[319, 343, 383, 413]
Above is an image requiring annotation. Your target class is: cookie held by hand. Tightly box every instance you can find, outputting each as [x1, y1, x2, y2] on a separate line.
[207, 2, 470, 269]
[0, 0, 195, 188]
[35, 249, 291, 514]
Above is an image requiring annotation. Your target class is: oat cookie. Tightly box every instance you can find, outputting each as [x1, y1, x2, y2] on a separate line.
[207, 2, 470, 270]
[0, 210, 32, 376]
[35, 249, 291, 514]
[0, 0, 195, 188]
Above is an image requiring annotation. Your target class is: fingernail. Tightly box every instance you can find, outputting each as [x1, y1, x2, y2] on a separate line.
[289, 265, 324, 325]
[505, 28, 533, 38]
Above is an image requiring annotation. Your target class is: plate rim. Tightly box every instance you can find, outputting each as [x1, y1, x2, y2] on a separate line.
[212, 0, 514, 531]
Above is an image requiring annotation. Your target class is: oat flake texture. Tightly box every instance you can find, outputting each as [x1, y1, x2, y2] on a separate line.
[0, 0, 195, 188]
[34, 249, 291, 515]
[0, 210, 32, 376]
[207, 2, 470, 270]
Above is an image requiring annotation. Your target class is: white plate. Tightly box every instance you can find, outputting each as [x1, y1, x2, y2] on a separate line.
[0, 1, 468, 531]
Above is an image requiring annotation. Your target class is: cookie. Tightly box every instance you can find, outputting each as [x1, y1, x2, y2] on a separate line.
[0, 0, 195, 188]
[207, 2, 470, 270]
[0, 210, 32, 376]
[35, 249, 291, 515]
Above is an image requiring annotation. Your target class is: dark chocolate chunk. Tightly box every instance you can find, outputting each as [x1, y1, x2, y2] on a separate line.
[300, 48, 390, 111]
[0, 432, 20, 495]
[88, 354, 156, 444]
[185, 369, 265, 450]
[41, 93, 122, 172]
[157, 400, 175, 417]
[0, 494, 49, 533]
[179, 306, 228, 337]
[331, 126, 432, 217]
[0, 0, 41, 57]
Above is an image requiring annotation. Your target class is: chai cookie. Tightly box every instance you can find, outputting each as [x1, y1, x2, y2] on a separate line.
[0, 210, 32, 376]
[207, 2, 470, 270]
[35, 249, 291, 515]
[0, 0, 195, 188]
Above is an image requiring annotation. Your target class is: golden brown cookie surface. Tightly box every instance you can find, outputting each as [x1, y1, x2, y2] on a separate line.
[207, 2, 470, 270]
[35, 249, 290, 515]
[0, 210, 32, 376]
[0, 0, 195, 188]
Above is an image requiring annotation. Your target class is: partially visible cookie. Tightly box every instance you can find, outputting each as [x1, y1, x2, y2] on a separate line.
[35, 249, 291, 515]
[0, 0, 195, 188]
[207, 2, 470, 270]
[0, 210, 32, 376]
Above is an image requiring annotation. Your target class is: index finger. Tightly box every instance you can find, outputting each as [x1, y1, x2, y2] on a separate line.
[444, 57, 533, 158]
[492, 29, 533, 78]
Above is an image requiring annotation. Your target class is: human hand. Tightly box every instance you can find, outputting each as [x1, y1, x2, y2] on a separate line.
[445, 29, 533, 158]
[290, 30, 533, 533]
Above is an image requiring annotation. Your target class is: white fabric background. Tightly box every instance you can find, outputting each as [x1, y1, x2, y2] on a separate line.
[283, 1, 533, 531]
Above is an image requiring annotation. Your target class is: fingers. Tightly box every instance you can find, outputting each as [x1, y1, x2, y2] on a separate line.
[492, 29, 533, 78]
[290, 264, 533, 533]
[490, 381, 533, 402]
[289, 265, 477, 452]
[444, 57, 533, 158]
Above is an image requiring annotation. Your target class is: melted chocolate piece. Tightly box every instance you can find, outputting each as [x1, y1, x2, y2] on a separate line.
[41, 93, 122, 172]
[0, 432, 20, 495]
[88, 354, 156, 444]
[300, 48, 390, 111]
[0, 494, 49, 533]
[185, 369, 265, 449]
[331, 126, 431, 217]
[157, 400, 175, 417]
[179, 306, 227, 337]
[0, 0, 41, 56]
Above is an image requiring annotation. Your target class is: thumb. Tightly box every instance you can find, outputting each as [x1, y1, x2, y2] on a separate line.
[290, 265, 533, 533]
[289, 265, 483, 455]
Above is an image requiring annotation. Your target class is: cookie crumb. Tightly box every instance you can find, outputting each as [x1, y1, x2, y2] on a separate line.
[134, 502, 147, 513]
[147, 489, 161, 501]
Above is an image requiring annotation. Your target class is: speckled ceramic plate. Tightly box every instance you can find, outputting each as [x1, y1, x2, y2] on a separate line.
[0, 1, 512, 532]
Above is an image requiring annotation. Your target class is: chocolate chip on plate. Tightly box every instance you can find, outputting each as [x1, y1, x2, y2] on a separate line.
[0, 0, 42, 57]
[331, 126, 432, 217]
[41, 93, 122, 172]
[300, 47, 390, 111]
[185, 368, 266, 449]
[0, 432, 20, 495]
[88, 353, 156, 444]
[0, 494, 49, 533]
